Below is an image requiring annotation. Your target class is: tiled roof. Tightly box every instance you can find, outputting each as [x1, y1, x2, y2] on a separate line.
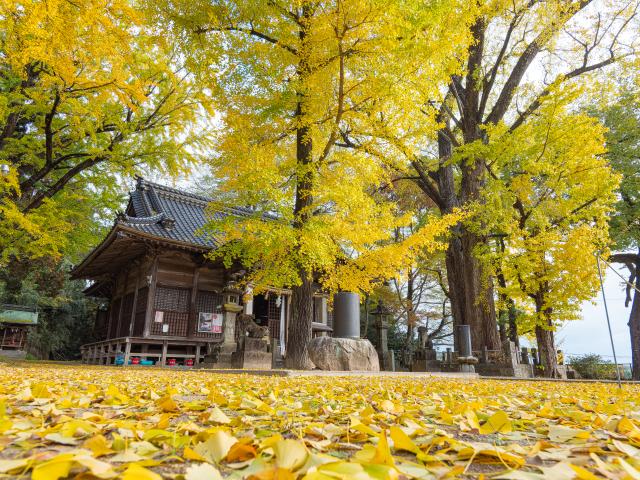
[116, 178, 254, 249]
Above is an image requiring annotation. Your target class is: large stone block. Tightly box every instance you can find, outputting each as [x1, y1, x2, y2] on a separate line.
[308, 337, 380, 371]
[232, 337, 272, 369]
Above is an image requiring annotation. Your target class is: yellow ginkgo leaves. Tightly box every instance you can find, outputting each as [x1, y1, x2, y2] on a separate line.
[547, 424, 590, 443]
[479, 410, 513, 435]
[157, 395, 179, 413]
[185, 463, 223, 480]
[464, 408, 512, 434]
[193, 429, 239, 463]
[0, 363, 639, 479]
[208, 406, 231, 424]
[273, 439, 308, 471]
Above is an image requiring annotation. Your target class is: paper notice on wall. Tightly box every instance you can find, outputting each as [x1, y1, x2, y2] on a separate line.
[162, 323, 169, 333]
[154, 311, 164, 323]
[212, 313, 222, 333]
[198, 312, 223, 333]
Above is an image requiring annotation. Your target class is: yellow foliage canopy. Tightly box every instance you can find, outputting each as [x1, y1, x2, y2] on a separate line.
[149, 0, 478, 294]
[478, 92, 619, 329]
[0, 0, 209, 263]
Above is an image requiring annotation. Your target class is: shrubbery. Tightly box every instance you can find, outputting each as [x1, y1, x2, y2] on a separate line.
[570, 354, 619, 380]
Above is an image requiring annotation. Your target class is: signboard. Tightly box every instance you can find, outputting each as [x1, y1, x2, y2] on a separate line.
[0, 305, 38, 325]
[198, 312, 222, 333]
[154, 311, 164, 323]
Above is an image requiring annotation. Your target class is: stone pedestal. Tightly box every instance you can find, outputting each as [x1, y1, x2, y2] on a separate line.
[412, 348, 440, 372]
[475, 341, 535, 378]
[457, 356, 478, 373]
[375, 319, 394, 371]
[217, 303, 243, 367]
[309, 337, 380, 371]
[233, 337, 272, 369]
[412, 326, 440, 372]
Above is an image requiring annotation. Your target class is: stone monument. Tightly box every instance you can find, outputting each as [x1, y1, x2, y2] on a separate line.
[232, 313, 272, 369]
[307, 292, 380, 371]
[411, 326, 440, 372]
[373, 299, 395, 371]
[309, 336, 380, 371]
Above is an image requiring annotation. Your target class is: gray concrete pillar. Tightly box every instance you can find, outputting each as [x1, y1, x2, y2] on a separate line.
[333, 292, 360, 338]
[456, 324, 472, 357]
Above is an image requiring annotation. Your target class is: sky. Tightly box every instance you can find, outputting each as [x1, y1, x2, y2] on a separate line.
[551, 261, 634, 366]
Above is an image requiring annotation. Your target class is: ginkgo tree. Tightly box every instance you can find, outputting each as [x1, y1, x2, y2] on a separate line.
[370, 0, 640, 352]
[481, 96, 618, 377]
[148, 0, 475, 368]
[0, 0, 210, 264]
[596, 88, 640, 380]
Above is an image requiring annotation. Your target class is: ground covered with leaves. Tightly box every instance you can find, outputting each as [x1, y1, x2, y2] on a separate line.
[0, 364, 639, 479]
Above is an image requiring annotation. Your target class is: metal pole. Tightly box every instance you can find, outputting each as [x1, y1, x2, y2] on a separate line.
[596, 255, 622, 388]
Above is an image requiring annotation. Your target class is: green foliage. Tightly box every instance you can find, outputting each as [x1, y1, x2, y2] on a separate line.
[592, 88, 640, 251]
[0, 258, 98, 360]
[569, 354, 619, 381]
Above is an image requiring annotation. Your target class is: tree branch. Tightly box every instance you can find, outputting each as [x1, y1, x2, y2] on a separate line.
[195, 24, 298, 55]
[486, 0, 593, 125]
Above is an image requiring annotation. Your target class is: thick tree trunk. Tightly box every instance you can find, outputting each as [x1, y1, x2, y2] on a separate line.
[507, 304, 519, 348]
[534, 299, 560, 378]
[285, 274, 315, 369]
[445, 235, 464, 353]
[445, 229, 501, 352]
[535, 324, 559, 378]
[498, 321, 507, 344]
[283, 5, 315, 370]
[433, 86, 500, 352]
[464, 231, 500, 351]
[406, 269, 415, 343]
[610, 252, 640, 380]
[628, 285, 640, 380]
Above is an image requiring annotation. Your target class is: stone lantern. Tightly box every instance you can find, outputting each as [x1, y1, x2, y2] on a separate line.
[373, 300, 394, 371]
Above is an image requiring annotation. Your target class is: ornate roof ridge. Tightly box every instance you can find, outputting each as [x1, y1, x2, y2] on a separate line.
[116, 212, 166, 225]
[136, 177, 213, 206]
[134, 177, 261, 217]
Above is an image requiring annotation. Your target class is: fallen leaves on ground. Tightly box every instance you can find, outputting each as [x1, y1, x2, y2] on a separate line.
[0, 363, 638, 479]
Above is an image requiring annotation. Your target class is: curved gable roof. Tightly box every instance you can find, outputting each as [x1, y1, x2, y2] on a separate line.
[71, 178, 258, 279]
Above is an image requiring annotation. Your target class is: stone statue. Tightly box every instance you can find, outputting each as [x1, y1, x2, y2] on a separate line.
[232, 313, 272, 369]
[412, 325, 439, 372]
[236, 313, 269, 339]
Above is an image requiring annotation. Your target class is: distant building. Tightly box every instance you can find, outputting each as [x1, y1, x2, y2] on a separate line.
[0, 304, 38, 355]
[71, 178, 331, 366]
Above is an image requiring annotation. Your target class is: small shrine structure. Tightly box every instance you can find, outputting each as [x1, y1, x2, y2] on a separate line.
[72, 178, 331, 367]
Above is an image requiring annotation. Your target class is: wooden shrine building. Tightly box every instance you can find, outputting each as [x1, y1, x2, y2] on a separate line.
[72, 178, 331, 366]
[0, 304, 38, 353]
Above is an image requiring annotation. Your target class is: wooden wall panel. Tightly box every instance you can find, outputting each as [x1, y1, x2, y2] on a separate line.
[118, 292, 135, 337]
[197, 267, 225, 291]
[152, 286, 190, 336]
[108, 298, 121, 339]
[132, 287, 148, 336]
